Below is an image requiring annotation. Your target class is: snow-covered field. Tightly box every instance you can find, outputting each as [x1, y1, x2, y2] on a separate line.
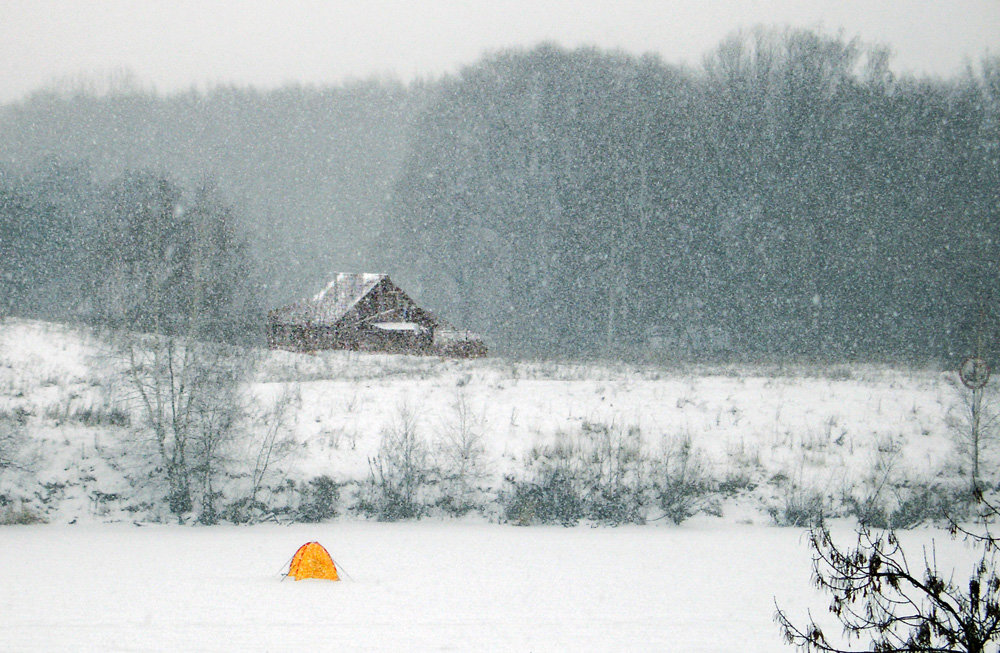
[1, 520, 974, 652]
[0, 318, 994, 651]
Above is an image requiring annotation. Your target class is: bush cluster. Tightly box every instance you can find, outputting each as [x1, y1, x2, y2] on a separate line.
[297, 475, 340, 523]
[0, 498, 46, 525]
[498, 426, 720, 527]
[844, 481, 973, 530]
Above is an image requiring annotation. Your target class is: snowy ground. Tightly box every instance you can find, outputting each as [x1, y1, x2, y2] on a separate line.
[0, 319, 995, 651]
[1, 318, 982, 525]
[3, 520, 973, 652]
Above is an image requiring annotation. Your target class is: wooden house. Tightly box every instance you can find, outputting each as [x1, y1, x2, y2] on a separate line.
[266, 273, 486, 356]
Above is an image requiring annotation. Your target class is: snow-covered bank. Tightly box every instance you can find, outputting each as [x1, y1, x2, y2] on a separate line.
[0, 318, 988, 525]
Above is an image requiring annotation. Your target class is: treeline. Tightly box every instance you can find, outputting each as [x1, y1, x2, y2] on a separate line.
[386, 30, 1000, 361]
[0, 166, 260, 342]
[1, 28, 997, 361]
[0, 81, 422, 305]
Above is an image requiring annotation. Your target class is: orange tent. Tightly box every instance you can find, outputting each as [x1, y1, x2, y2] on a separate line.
[287, 541, 340, 581]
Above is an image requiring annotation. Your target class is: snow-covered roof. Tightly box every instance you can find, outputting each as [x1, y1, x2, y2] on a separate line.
[312, 272, 384, 303]
[269, 273, 388, 326]
[373, 322, 426, 332]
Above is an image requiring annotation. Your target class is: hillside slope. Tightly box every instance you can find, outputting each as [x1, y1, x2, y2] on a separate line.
[0, 318, 985, 526]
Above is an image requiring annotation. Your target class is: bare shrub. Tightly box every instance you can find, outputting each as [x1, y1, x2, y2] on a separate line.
[434, 393, 491, 516]
[500, 423, 649, 527]
[720, 438, 762, 494]
[297, 475, 341, 523]
[40, 388, 130, 428]
[0, 500, 46, 525]
[233, 384, 299, 522]
[357, 403, 433, 520]
[0, 416, 28, 476]
[655, 435, 717, 524]
[501, 434, 584, 526]
[846, 480, 973, 531]
[579, 422, 648, 525]
[767, 482, 827, 527]
[502, 467, 584, 527]
[75, 403, 130, 427]
[843, 442, 973, 530]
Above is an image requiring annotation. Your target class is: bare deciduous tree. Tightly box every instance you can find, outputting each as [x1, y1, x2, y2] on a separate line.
[775, 515, 1000, 652]
[948, 380, 998, 493]
[121, 334, 247, 521]
[250, 386, 299, 500]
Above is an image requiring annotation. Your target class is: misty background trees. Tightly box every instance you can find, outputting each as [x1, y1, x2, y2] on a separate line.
[0, 28, 997, 362]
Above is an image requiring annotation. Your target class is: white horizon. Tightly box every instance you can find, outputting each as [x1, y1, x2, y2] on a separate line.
[1, 0, 998, 104]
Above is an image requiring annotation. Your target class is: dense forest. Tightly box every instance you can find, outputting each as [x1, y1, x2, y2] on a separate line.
[1, 28, 997, 361]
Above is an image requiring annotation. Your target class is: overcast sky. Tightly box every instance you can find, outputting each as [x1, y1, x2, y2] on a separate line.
[1, 0, 998, 104]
